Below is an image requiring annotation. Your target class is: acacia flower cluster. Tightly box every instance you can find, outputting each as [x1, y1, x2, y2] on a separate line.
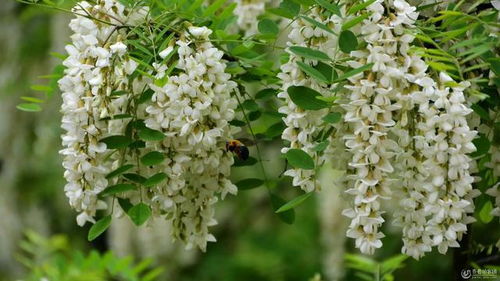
[342, 0, 414, 255]
[340, 0, 478, 258]
[59, 0, 238, 251]
[145, 26, 238, 251]
[233, 0, 272, 36]
[277, 7, 343, 192]
[59, 0, 140, 227]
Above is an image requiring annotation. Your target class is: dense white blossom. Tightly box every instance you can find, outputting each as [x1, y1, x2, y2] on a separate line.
[340, 0, 478, 258]
[59, 0, 142, 226]
[277, 7, 343, 192]
[412, 73, 478, 256]
[342, 0, 410, 255]
[145, 26, 238, 251]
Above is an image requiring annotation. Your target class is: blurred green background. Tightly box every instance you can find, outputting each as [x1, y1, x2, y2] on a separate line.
[0, 2, 498, 281]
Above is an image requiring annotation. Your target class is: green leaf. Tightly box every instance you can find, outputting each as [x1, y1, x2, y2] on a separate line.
[427, 61, 456, 72]
[140, 151, 165, 166]
[128, 203, 151, 226]
[323, 112, 342, 123]
[487, 58, 500, 75]
[287, 86, 330, 110]
[276, 192, 313, 213]
[416, 1, 443, 12]
[333, 63, 374, 83]
[110, 90, 128, 96]
[313, 140, 329, 152]
[471, 134, 490, 157]
[137, 89, 154, 104]
[249, 111, 262, 121]
[143, 172, 167, 187]
[242, 100, 259, 111]
[100, 135, 133, 149]
[21, 96, 44, 103]
[118, 198, 133, 213]
[106, 164, 134, 179]
[30, 84, 52, 92]
[230, 120, 246, 127]
[347, 0, 377, 15]
[449, 37, 484, 50]
[265, 122, 286, 139]
[17, 103, 42, 112]
[339, 30, 358, 53]
[296, 61, 329, 83]
[138, 128, 165, 142]
[233, 156, 257, 167]
[88, 215, 111, 241]
[255, 88, 278, 100]
[314, 0, 341, 16]
[270, 193, 295, 224]
[100, 183, 136, 197]
[380, 255, 408, 274]
[300, 15, 335, 35]
[342, 13, 370, 30]
[285, 149, 315, 170]
[269, 0, 300, 19]
[123, 173, 147, 184]
[203, 0, 226, 17]
[235, 178, 264, 190]
[471, 104, 491, 121]
[316, 62, 337, 82]
[289, 46, 331, 61]
[258, 19, 279, 35]
[479, 201, 493, 224]
[129, 140, 146, 149]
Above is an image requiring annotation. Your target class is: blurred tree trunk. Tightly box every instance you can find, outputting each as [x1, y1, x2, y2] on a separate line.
[0, 2, 30, 276]
[0, 4, 68, 278]
[317, 166, 348, 281]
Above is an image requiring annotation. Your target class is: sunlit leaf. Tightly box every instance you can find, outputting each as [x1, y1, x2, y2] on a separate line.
[236, 178, 264, 190]
[128, 203, 151, 226]
[287, 86, 330, 110]
[88, 216, 111, 241]
[289, 46, 331, 61]
[285, 148, 315, 170]
[276, 192, 313, 213]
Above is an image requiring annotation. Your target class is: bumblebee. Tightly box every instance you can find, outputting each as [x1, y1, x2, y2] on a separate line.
[226, 139, 249, 161]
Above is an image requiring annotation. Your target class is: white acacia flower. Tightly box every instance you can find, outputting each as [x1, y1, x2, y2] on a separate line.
[278, 7, 343, 193]
[232, 0, 272, 36]
[59, 0, 142, 226]
[145, 26, 238, 251]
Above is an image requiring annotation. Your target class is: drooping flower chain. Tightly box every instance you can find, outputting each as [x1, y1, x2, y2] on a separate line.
[277, 7, 342, 192]
[59, 0, 140, 227]
[145, 26, 238, 251]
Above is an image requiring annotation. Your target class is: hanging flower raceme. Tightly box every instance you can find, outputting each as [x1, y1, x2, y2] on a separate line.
[339, 0, 479, 258]
[58, 0, 236, 251]
[341, 0, 409, 255]
[59, 0, 141, 227]
[412, 73, 478, 255]
[277, 7, 343, 193]
[145, 26, 238, 251]
[233, 0, 272, 36]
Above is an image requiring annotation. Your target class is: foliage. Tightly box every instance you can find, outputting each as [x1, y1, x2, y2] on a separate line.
[345, 254, 408, 281]
[16, 230, 164, 281]
[11, 0, 500, 273]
